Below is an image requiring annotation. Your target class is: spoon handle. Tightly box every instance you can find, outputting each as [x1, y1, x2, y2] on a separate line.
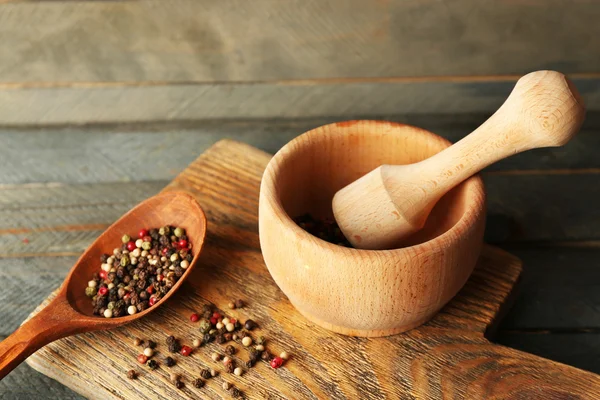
[0, 297, 85, 380]
[398, 71, 585, 197]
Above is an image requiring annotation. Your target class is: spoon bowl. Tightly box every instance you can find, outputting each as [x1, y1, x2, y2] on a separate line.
[0, 191, 207, 379]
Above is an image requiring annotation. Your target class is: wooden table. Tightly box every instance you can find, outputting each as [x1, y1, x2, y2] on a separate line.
[0, 115, 599, 398]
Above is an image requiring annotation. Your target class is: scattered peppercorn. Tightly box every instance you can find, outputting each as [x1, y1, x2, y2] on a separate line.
[147, 340, 157, 349]
[242, 336, 253, 347]
[261, 352, 272, 362]
[270, 356, 284, 369]
[127, 370, 137, 379]
[225, 363, 235, 374]
[225, 345, 236, 356]
[87, 226, 193, 317]
[180, 345, 193, 356]
[192, 338, 201, 347]
[234, 367, 243, 376]
[175, 380, 184, 389]
[244, 319, 257, 330]
[228, 301, 236, 309]
[234, 299, 244, 309]
[137, 354, 148, 364]
[199, 319, 211, 333]
[280, 351, 290, 360]
[255, 336, 266, 345]
[133, 338, 142, 346]
[165, 356, 176, 367]
[293, 213, 351, 246]
[200, 369, 211, 379]
[170, 373, 181, 384]
[143, 347, 154, 357]
[193, 378, 204, 388]
[190, 313, 200, 322]
[245, 359, 254, 369]
[210, 368, 217, 377]
[147, 359, 159, 370]
[255, 344, 265, 352]
[232, 387, 242, 398]
[211, 352, 222, 362]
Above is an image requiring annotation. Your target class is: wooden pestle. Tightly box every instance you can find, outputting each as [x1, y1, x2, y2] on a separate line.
[332, 70, 586, 250]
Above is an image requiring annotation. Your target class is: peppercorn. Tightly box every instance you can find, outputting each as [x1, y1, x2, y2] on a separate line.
[244, 319, 257, 330]
[225, 345, 236, 356]
[170, 373, 180, 384]
[166, 335, 176, 345]
[137, 354, 148, 364]
[234, 367, 243, 376]
[248, 348, 261, 362]
[168, 341, 182, 353]
[241, 336, 252, 347]
[200, 369, 211, 379]
[203, 333, 214, 344]
[227, 301, 236, 309]
[133, 337, 142, 346]
[210, 368, 217, 377]
[256, 336, 266, 345]
[245, 359, 254, 369]
[255, 344, 265, 352]
[192, 338, 201, 347]
[211, 352, 221, 362]
[174, 227, 184, 237]
[175, 380, 184, 389]
[223, 356, 232, 365]
[143, 347, 154, 357]
[223, 381, 231, 390]
[234, 321, 242, 331]
[190, 313, 200, 322]
[234, 299, 244, 308]
[180, 345, 193, 356]
[165, 356, 175, 367]
[270, 356, 283, 369]
[127, 369, 137, 379]
[193, 378, 204, 388]
[147, 359, 158, 370]
[224, 333, 233, 342]
[280, 351, 290, 360]
[261, 352, 272, 361]
[231, 387, 242, 398]
[225, 363, 235, 374]
[216, 334, 226, 345]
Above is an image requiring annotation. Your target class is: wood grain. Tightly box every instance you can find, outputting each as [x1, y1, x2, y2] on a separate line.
[1, 78, 599, 124]
[20, 140, 600, 399]
[2, 114, 600, 184]
[1, 1, 599, 83]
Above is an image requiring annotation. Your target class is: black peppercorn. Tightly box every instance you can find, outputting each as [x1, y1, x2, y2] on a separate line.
[225, 345, 236, 355]
[203, 333, 214, 344]
[100, 254, 109, 263]
[165, 356, 175, 367]
[166, 335, 176, 345]
[224, 333, 233, 342]
[147, 359, 158, 370]
[244, 319, 257, 330]
[232, 387, 242, 398]
[193, 378, 204, 388]
[147, 340, 156, 349]
[234, 321, 242, 331]
[245, 359, 254, 368]
[225, 363, 235, 373]
[175, 380, 184, 389]
[127, 369, 137, 379]
[168, 341, 181, 353]
[234, 299, 244, 308]
[200, 369, 211, 379]
[216, 334, 226, 345]
[248, 348, 261, 362]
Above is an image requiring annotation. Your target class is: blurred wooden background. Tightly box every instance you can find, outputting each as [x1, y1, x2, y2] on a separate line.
[1, 1, 599, 398]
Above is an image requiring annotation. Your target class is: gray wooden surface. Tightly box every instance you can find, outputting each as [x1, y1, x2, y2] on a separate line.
[0, 114, 599, 398]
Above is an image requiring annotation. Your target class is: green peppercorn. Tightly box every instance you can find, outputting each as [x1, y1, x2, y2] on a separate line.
[142, 241, 152, 251]
[174, 227, 184, 237]
[107, 301, 115, 310]
[120, 255, 130, 267]
[122, 234, 131, 243]
[85, 287, 97, 297]
[159, 227, 165, 235]
[198, 319, 211, 334]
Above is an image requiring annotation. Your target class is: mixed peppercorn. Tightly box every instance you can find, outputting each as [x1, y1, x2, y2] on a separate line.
[293, 213, 351, 247]
[126, 299, 289, 398]
[85, 226, 193, 318]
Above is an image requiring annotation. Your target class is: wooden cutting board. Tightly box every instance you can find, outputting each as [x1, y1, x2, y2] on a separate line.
[25, 140, 600, 399]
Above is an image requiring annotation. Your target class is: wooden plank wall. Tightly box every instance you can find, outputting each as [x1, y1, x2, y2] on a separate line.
[0, 0, 599, 124]
[0, 0, 600, 397]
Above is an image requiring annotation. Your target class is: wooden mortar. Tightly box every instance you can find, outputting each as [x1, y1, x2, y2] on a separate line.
[259, 121, 486, 336]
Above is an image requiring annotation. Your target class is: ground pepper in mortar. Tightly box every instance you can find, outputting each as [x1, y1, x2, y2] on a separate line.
[293, 214, 351, 247]
[85, 226, 193, 317]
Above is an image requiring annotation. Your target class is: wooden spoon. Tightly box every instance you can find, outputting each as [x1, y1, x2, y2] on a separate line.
[0, 191, 206, 379]
[332, 70, 585, 250]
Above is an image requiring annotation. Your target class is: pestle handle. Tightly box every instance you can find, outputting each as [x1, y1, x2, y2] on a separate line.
[386, 70, 585, 208]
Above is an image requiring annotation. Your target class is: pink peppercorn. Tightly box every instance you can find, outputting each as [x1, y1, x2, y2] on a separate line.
[212, 312, 222, 320]
[99, 270, 108, 280]
[190, 313, 200, 322]
[162, 248, 168, 255]
[98, 287, 108, 296]
[210, 317, 218, 325]
[178, 239, 188, 249]
[137, 354, 148, 364]
[138, 228, 148, 238]
[149, 297, 157, 306]
[143, 235, 152, 242]
[180, 345, 193, 356]
[126, 241, 136, 252]
[270, 357, 283, 369]
[147, 286, 154, 294]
